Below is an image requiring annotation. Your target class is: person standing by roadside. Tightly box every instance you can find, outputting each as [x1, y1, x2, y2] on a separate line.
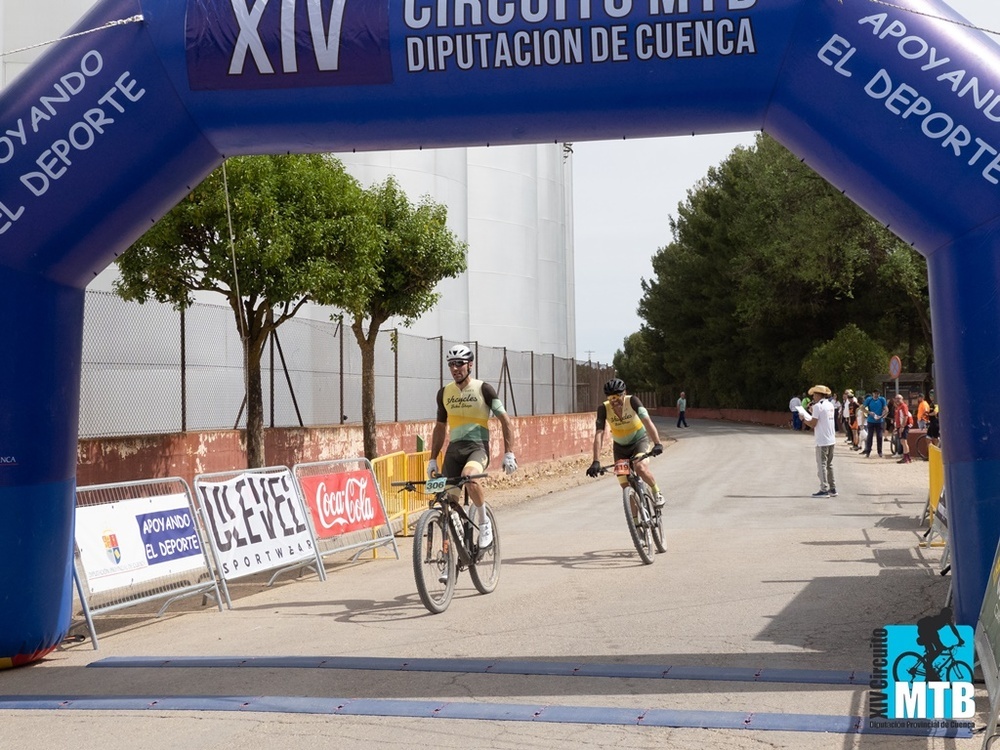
[862, 388, 889, 458]
[843, 389, 859, 450]
[926, 396, 941, 446]
[789, 393, 802, 431]
[796, 385, 837, 497]
[676, 391, 688, 428]
[894, 394, 913, 463]
[916, 393, 930, 430]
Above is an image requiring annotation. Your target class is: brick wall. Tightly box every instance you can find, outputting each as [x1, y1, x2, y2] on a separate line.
[77, 412, 597, 490]
[77, 408, 809, 490]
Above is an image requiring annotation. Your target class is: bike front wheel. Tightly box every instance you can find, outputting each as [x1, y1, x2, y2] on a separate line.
[469, 504, 501, 595]
[947, 660, 974, 683]
[412, 508, 456, 614]
[623, 485, 654, 564]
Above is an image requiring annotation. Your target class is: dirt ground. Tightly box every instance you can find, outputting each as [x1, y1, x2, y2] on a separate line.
[480, 453, 593, 508]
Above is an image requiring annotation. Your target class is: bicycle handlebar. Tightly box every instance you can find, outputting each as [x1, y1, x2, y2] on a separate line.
[391, 473, 489, 492]
[596, 451, 658, 474]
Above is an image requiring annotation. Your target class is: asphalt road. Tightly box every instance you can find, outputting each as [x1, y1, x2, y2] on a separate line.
[0, 419, 973, 749]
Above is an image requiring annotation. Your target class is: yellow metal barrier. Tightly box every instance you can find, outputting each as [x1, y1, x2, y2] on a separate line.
[924, 443, 945, 546]
[371, 450, 431, 537]
[928, 443, 944, 522]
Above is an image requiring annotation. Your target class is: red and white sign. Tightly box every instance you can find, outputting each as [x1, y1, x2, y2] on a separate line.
[299, 469, 386, 539]
[889, 355, 902, 380]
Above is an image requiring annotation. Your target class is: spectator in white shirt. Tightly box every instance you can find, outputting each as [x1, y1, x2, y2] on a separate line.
[797, 385, 837, 497]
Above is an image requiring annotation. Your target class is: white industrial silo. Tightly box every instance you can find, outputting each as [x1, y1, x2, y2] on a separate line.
[337, 144, 576, 358]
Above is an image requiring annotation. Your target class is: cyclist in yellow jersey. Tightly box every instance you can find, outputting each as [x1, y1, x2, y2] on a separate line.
[428, 344, 517, 547]
[586, 378, 665, 507]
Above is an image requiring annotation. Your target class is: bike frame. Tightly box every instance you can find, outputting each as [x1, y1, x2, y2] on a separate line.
[431, 487, 481, 568]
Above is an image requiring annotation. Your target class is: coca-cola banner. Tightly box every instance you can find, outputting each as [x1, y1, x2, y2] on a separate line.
[298, 469, 386, 539]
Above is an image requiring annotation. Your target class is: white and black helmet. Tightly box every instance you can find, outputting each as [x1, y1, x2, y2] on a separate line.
[446, 344, 474, 364]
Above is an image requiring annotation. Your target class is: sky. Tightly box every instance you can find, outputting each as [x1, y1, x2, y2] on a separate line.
[571, 0, 1000, 366]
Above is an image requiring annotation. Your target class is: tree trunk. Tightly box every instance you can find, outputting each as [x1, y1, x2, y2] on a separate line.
[244, 331, 267, 468]
[353, 320, 379, 460]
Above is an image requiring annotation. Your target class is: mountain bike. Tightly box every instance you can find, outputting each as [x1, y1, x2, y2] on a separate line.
[392, 473, 499, 614]
[596, 451, 665, 564]
[892, 643, 973, 685]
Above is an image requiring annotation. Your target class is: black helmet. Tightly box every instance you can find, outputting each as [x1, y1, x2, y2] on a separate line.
[604, 378, 626, 396]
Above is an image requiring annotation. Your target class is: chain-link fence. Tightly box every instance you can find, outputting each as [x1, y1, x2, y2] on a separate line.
[80, 291, 617, 438]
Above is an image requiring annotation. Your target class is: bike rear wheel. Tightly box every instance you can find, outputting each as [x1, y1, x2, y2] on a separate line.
[892, 651, 925, 683]
[469, 504, 501, 594]
[412, 508, 456, 614]
[889, 433, 899, 455]
[623, 485, 654, 564]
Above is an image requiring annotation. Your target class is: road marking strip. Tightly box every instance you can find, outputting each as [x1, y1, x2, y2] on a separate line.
[90, 654, 869, 684]
[0, 694, 971, 737]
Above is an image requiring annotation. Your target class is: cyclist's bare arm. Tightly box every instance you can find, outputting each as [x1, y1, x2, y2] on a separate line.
[430, 420, 447, 464]
[640, 413, 661, 445]
[496, 410, 516, 455]
[592, 403, 609, 462]
[592, 429, 606, 462]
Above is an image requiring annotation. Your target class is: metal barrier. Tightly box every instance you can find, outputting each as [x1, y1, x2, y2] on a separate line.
[73, 477, 223, 648]
[372, 450, 430, 536]
[923, 442, 945, 528]
[292, 458, 399, 562]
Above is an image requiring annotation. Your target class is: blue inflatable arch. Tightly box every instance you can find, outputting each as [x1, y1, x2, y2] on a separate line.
[1, 0, 998, 665]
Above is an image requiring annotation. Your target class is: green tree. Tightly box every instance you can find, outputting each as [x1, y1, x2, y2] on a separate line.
[335, 177, 467, 460]
[800, 324, 888, 393]
[636, 133, 930, 409]
[613, 329, 660, 394]
[115, 154, 378, 468]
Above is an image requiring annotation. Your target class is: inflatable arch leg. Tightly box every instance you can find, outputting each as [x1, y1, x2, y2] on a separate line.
[0, 271, 83, 667]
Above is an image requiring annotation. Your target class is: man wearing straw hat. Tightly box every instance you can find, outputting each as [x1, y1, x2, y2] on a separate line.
[796, 385, 838, 498]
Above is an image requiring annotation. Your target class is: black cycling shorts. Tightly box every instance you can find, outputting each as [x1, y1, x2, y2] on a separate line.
[612, 436, 652, 462]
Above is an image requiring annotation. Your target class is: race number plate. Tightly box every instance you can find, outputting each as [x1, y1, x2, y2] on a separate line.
[425, 476, 447, 493]
[613, 459, 631, 476]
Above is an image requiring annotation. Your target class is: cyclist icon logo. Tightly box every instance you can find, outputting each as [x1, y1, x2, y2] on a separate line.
[881, 607, 975, 720]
